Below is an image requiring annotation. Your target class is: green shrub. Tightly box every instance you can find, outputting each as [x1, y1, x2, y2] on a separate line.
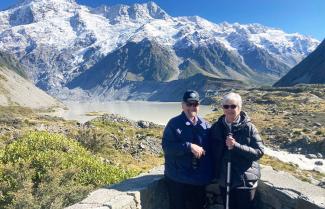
[75, 128, 108, 153]
[0, 131, 136, 208]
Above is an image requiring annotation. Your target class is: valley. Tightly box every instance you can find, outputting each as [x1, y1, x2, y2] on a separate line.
[0, 0, 324, 208]
[0, 85, 324, 208]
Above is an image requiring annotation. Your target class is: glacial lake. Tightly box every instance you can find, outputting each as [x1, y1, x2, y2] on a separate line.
[58, 101, 214, 125]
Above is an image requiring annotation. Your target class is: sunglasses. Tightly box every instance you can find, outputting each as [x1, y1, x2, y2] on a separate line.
[223, 104, 237, 109]
[186, 102, 199, 107]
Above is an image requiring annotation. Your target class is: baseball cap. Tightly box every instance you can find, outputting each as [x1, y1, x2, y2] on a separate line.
[183, 90, 199, 102]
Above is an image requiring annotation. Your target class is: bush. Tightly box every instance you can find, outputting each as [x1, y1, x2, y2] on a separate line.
[75, 128, 108, 153]
[0, 131, 136, 208]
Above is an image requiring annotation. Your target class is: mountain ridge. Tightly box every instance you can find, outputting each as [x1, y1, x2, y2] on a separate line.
[0, 1, 320, 101]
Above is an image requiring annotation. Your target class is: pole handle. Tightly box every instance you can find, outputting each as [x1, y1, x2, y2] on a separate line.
[227, 133, 233, 150]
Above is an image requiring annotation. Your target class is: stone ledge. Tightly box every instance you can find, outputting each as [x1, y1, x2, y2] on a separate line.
[66, 167, 167, 209]
[66, 165, 325, 209]
[260, 166, 325, 205]
[257, 166, 325, 209]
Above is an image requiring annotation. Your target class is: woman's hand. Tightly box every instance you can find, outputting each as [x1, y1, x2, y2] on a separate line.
[226, 135, 236, 150]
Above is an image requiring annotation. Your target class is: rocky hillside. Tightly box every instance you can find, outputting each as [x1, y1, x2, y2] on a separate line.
[0, 51, 62, 108]
[0, 0, 320, 101]
[274, 39, 325, 87]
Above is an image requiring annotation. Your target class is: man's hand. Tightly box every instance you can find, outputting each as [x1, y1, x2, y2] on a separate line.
[190, 143, 205, 158]
[226, 135, 236, 150]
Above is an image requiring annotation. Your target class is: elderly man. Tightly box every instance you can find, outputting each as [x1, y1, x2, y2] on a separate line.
[210, 92, 264, 209]
[162, 90, 213, 209]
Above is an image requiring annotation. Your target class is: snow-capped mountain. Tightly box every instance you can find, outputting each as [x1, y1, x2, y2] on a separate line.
[0, 0, 320, 100]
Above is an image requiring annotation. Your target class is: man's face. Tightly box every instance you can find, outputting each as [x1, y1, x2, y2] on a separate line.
[182, 101, 199, 118]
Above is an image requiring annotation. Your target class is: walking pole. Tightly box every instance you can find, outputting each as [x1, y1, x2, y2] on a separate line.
[225, 133, 232, 209]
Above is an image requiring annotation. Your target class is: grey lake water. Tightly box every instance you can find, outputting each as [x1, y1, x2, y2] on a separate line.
[58, 101, 214, 125]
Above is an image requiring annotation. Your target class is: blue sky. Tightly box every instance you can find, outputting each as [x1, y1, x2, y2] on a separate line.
[0, 0, 324, 41]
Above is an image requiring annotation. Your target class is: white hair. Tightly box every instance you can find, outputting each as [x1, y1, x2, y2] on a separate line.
[222, 92, 242, 109]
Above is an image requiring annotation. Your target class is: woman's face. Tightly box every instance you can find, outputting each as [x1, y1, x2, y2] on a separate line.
[222, 99, 241, 122]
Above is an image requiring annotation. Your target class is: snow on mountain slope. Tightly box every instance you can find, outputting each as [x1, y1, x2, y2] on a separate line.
[0, 0, 320, 98]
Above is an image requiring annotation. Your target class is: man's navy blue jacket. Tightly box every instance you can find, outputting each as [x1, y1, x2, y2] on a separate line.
[162, 111, 213, 185]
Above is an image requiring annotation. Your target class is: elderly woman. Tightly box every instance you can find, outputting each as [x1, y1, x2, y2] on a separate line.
[210, 92, 264, 209]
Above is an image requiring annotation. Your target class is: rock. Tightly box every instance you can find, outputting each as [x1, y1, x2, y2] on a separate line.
[100, 114, 134, 125]
[103, 159, 111, 164]
[290, 147, 299, 153]
[83, 121, 93, 128]
[306, 154, 317, 159]
[138, 120, 150, 128]
[302, 136, 311, 144]
[200, 96, 215, 105]
[313, 122, 322, 127]
[12, 131, 22, 140]
[315, 161, 323, 166]
[318, 181, 325, 189]
[35, 124, 46, 131]
[284, 138, 292, 143]
[293, 130, 302, 135]
[303, 128, 312, 132]
[320, 138, 325, 153]
[139, 143, 146, 149]
[309, 178, 320, 186]
[282, 111, 290, 116]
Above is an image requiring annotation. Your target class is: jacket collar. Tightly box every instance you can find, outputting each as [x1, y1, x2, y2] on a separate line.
[181, 111, 202, 126]
[218, 111, 250, 132]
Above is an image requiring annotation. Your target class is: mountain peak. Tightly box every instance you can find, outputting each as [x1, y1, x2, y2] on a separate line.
[6, 0, 79, 25]
[144, 1, 166, 15]
[128, 1, 169, 19]
[14, 0, 78, 12]
[17, 0, 76, 5]
[92, 1, 169, 24]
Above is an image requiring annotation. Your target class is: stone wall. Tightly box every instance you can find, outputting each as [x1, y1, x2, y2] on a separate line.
[66, 166, 325, 209]
[256, 166, 324, 209]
